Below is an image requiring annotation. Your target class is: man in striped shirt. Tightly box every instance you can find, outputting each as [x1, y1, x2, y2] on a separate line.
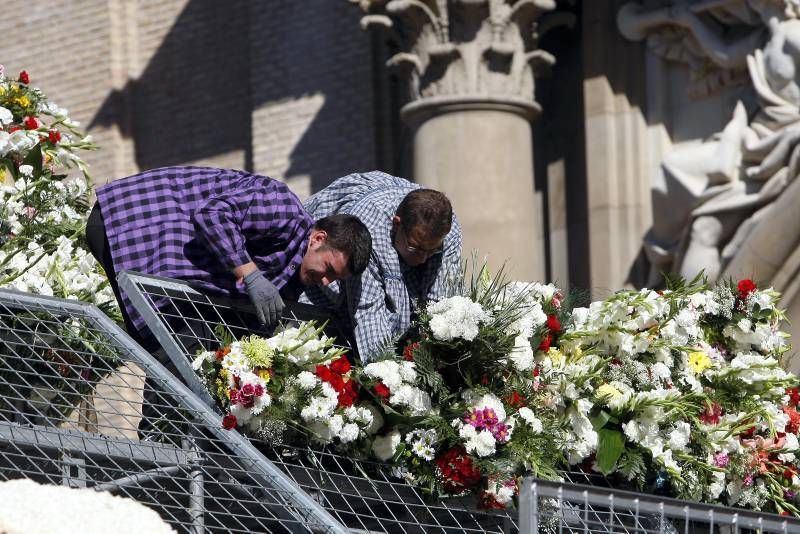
[302, 171, 462, 361]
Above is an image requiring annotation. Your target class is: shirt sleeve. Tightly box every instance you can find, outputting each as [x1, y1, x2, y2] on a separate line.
[192, 178, 310, 270]
[347, 262, 396, 361]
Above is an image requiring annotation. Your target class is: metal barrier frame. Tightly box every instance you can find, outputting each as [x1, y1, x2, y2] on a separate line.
[0, 287, 347, 534]
[519, 477, 800, 534]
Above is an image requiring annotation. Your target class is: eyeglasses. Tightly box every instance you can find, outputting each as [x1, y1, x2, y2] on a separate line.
[397, 227, 444, 256]
[404, 243, 444, 255]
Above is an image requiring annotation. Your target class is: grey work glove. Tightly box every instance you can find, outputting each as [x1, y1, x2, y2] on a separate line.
[243, 270, 284, 326]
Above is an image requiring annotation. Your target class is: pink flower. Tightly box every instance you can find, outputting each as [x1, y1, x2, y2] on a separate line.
[713, 452, 729, 468]
[239, 383, 256, 408]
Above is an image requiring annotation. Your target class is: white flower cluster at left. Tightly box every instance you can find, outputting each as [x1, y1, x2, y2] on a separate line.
[0, 180, 115, 309]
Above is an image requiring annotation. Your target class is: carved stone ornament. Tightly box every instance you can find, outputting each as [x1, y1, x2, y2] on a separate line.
[617, 0, 771, 98]
[350, 0, 557, 121]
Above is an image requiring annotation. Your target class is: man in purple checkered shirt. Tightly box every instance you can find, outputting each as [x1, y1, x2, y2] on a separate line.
[85, 166, 372, 350]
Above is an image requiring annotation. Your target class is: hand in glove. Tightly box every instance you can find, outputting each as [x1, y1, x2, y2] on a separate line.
[243, 270, 284, 326]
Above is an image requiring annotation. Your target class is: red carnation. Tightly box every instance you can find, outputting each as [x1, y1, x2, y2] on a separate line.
[239, 383, 256, 408]
[505, 391, 525, 408]
[737, 279, 757, 300]
[700, 402, 722, 425]
[222, 414, 237, 430]
[337, 380, 359, 408]
[327, 373, 345, 392]
[329, 356, 351, 375]
[23, 116, 39, 130]
[48, 130, 61, 144]
[538, 334, 552, 352]
[315, 364, 332, 382]
[373, 382, 391, 399]
[479, 491, 506, 510]
[546, 314, 561, 333]
[18, 71, 29, 84]
[784, 405, 800, 435]
[8, 126, 21, 133]
[403, 342, 419, 361]
[436, 447, 481, 493]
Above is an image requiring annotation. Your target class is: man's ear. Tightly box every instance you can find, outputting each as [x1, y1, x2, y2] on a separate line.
[311, 228, 328, 245]
[391, 215, 401, 228]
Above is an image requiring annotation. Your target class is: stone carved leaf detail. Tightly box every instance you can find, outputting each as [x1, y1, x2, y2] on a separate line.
[349, 0, 556, 104]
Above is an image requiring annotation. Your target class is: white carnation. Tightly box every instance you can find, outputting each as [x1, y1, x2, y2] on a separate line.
[372, 430, 402, 461]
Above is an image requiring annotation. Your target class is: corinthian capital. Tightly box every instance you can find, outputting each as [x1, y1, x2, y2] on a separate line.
[350, 0, 556, 119]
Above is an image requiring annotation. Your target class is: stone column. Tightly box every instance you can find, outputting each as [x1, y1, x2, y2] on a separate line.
[350, 0, 556, 281]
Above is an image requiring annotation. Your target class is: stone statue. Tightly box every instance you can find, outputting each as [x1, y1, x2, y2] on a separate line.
[620, 0, 800, 287]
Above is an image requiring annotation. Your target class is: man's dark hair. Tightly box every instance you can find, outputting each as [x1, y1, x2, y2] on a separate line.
[313, 214, 372, 275]
[396, 188, 453, 238]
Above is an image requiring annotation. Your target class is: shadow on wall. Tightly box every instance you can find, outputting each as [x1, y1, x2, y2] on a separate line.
[90, 0, 253, 172]
[90, 0, 382, 192]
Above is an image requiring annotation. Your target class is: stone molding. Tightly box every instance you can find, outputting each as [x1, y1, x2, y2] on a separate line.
[350, 0, 556, 120]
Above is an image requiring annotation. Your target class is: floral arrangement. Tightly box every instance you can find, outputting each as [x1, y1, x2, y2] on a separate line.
[0, 65, 117, 317]
[547, 276, 798, 514]
[0, 65, 120, 423]
[196, 267, 800, 517]
[192, 323, 381, 446]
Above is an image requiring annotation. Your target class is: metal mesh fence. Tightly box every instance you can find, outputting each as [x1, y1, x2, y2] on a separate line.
[0, 287, 346, 533]
[518, 478, 800, 534]
[119, 271, 517, 533]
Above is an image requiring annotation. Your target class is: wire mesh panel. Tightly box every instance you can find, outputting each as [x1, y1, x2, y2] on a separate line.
[518, 477, 800, 534]
[0, 288, 347, 534]
[120, 271, 518, 533]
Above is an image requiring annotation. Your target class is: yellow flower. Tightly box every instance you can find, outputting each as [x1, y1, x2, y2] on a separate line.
[547, 347, 564, 364]
[567, 346, 583, 361]
[0, 85, 5, 95]
[688, 351, 712, 374]
[596, 383, 623, 402]
[241, 335, 274, 368]
[256, 368, 272, 384]
[11, 94, 29, 108]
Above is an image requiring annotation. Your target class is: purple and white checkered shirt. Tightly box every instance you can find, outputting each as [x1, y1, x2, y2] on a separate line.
[96, 166, 312, 332]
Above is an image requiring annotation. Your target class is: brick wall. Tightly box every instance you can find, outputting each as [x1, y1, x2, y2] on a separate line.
[1, 0, 378, 194]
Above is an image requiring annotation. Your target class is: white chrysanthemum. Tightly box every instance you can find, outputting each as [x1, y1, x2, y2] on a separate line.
[191, 351, 216, 371]
[0, 106, 13, 126]
[517, 407, 543, 433]
[390, 384, 432, 416]
[372, 430, 402, 461]
[779, 433, 799, 462]
[427, 296, 491, 341]
[464, 429, 497, 457]
[398, 361, 417, 382]
[509, 335, 534, 371]
[669, 421, 691, 452]
[364, 360, 404, 390]
[338, 423, 361, 443]
[707, 471, 727, 501]
[296, 371, 318, 390]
